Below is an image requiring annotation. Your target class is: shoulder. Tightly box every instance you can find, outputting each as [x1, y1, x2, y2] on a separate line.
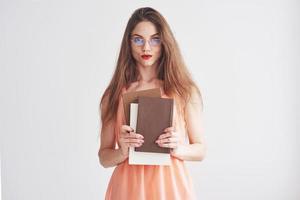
[100, 92, 110, 116]
[188, 86, 203, 110]
[179, 86, 203, 122]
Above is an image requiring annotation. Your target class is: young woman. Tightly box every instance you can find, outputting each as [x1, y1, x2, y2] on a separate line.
[98, 7, 206, 200]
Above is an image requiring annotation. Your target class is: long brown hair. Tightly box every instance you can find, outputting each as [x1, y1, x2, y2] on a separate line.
[100, 7, 202, 126]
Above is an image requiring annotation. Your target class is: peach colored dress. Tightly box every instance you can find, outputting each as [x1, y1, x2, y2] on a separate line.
[104, 87, 197, 200]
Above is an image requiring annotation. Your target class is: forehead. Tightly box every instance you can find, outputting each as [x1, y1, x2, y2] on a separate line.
[131, 21, 158, 37]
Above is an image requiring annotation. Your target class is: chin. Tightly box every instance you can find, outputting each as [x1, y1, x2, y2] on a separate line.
[139, 60, 155, 67]
[144, 62, 154, 66]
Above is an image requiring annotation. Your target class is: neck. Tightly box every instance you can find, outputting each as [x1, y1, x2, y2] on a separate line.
[136, 63, 159, 84]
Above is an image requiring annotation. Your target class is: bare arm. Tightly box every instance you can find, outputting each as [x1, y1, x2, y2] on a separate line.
[98, 95, 144, 168]
[98, 121, 129, 168]
[156, 88, 206, 161]
[98, 95, 127, 168]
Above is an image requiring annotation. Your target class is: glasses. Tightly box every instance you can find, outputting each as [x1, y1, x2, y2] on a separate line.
[131, 36, 161, 47]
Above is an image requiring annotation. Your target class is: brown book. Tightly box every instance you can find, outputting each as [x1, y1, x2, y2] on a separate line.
[135, 96, 174, 154]
[122, 88, 161, 125]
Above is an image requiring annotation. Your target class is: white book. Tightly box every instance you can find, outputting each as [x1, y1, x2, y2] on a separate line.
[129, 103, 171, 165]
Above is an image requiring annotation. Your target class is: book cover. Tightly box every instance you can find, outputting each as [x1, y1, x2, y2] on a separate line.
[122, 88, 161, 125]
[135, 96, 174, 154]
[129, 103, 171, 165]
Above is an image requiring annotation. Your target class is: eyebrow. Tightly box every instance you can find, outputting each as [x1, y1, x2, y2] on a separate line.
[131, 33, 159, 37]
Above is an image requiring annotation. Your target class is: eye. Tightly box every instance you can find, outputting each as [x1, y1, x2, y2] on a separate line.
[150, 37, 161, 45]
[132, 37, 144, 45]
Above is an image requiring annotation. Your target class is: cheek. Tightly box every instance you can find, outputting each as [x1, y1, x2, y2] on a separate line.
[154, 48, 162, 59]
[131, 47, 140, 60]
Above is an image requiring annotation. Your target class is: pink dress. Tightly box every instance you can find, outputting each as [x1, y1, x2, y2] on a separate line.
[104, 87, 197, 200]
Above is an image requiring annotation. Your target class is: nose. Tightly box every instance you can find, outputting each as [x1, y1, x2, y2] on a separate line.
[142, 40, 151, 52]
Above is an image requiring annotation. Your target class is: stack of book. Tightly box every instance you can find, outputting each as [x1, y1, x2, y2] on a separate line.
[122, 88, 174, 166]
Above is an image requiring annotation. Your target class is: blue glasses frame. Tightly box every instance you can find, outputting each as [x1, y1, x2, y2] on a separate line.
[131, 36, 161, 47]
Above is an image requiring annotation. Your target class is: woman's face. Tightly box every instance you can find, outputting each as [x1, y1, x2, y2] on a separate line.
[130, 21, 162, 68]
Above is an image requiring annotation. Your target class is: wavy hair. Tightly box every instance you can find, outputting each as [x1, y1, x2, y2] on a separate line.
[100, 7, 202, 126]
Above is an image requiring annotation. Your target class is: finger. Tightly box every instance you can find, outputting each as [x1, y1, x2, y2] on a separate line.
[129, 142, 143, 147]
[119, 136, 141, 142]
[158, 131, 178, 140]
[164, 126, 176, 132]
[156, 137, 179, 144]
[158, 142, 177, 149]
[122, 138, 144, 144]
[120, 140, 142, 148]
[121, 125, 134, 133]
[124, 132, 144, 139]
[133, 133, 144, 139]
[157, 132, 171, 140]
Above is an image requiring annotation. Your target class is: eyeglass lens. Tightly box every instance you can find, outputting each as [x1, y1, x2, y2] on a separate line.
[132, 37, 161, 46]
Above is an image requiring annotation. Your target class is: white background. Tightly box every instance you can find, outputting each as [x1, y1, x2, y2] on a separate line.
[0, 0, 299, 199]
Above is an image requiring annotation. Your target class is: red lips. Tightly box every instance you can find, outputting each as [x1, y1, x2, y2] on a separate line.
[141, 55, 152, 60]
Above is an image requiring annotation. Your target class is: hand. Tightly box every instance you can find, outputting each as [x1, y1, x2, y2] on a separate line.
[155, 126, 180, 155]
[118, 125, 144, 157]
